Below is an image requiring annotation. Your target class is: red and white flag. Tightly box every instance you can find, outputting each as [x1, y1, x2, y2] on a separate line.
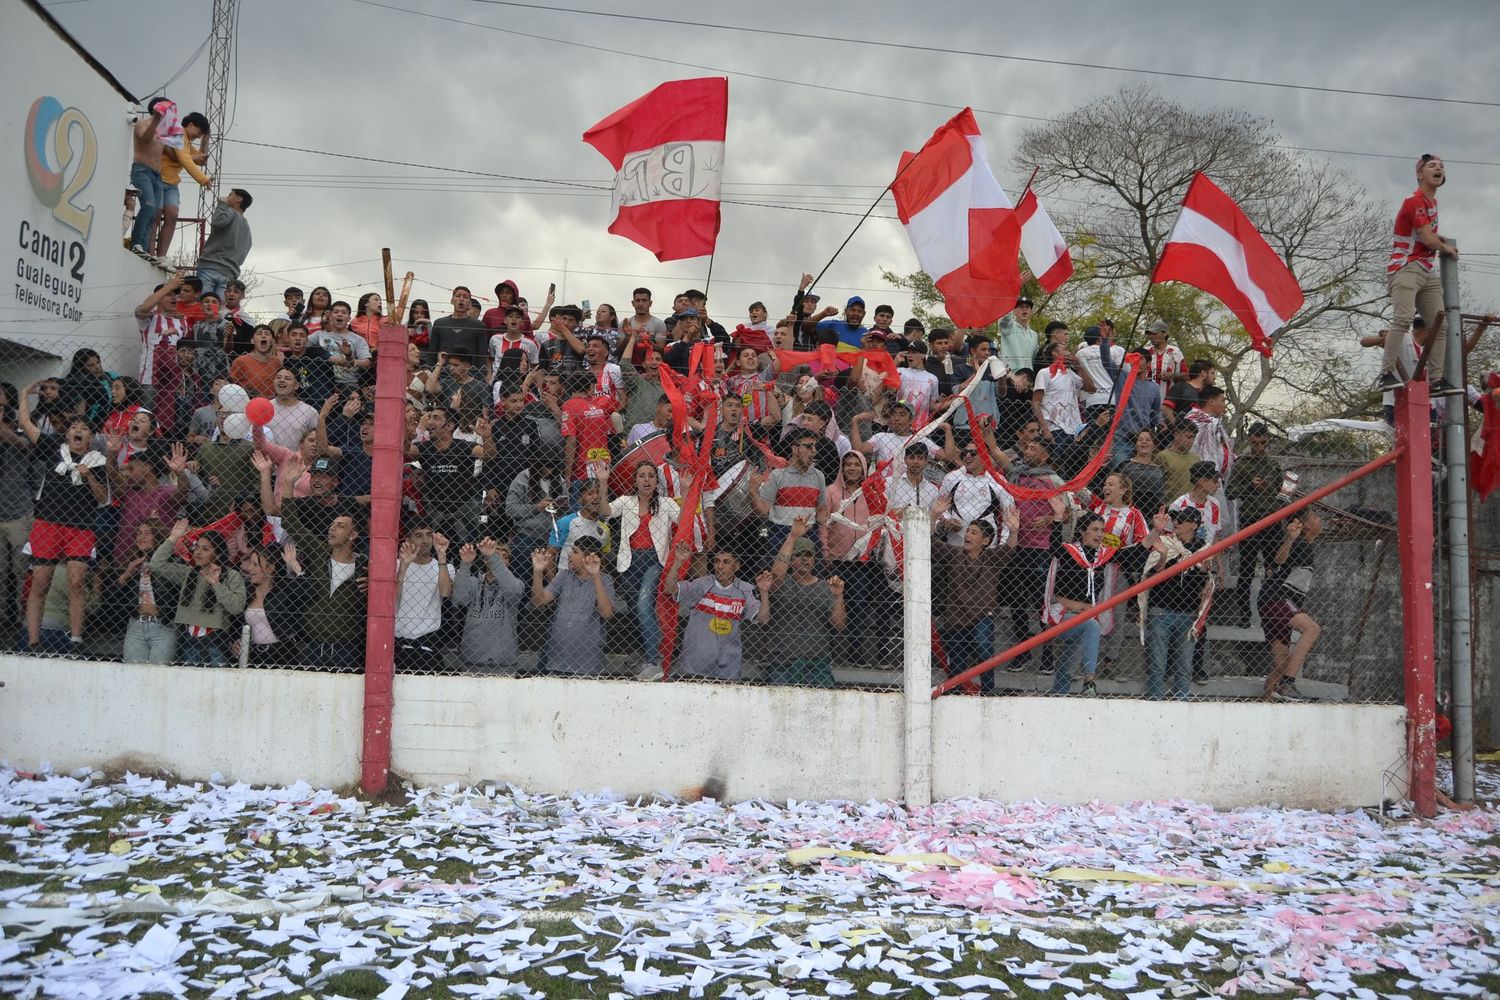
[1472, 379, 1500, 501]
[582, 78, 727, 261]
[1153, 172, 1304, 356]
[1014, 188, 1073, 291]
[891, 109, 1023, 329]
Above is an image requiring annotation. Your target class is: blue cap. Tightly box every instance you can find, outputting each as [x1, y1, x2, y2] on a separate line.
[847, 295, 865, 308]
[677, 307, 700, 318]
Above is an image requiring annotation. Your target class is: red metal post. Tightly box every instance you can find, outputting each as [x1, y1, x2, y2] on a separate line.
[361, 322, 409, 794]
[1393, 380, 1436, 817]
[933, 449, 1402, 698]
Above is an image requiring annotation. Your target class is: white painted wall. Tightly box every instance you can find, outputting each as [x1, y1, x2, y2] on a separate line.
[391, 675, 906, 802]
[0, 656, 1405, 808]
[3, 5, 165, 384]
[932, 697, 1405, 809]
[0, 656, 363, 789]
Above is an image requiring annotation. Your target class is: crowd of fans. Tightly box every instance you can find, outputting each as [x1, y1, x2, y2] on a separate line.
[0, 262, 1346, 702]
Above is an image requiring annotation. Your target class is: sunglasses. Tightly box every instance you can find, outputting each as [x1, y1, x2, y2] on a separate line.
[961, 449, 979, 457]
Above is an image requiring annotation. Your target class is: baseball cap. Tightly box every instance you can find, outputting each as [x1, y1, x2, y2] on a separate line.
[862, 328, 890, 341]
[1189, 460, 1220, 481]
[791, 538, 816, 556]
[804, 291, 821, 302]
[847, 295, 865, 308]
[1016, 295, 1034, 307]
[677, 307, 700, 318]
[1248, 421, 1270, 437]
[310, 457, 340, 475]
[1171, 505, 1203, 524]
[1146, 319, 1169, 334]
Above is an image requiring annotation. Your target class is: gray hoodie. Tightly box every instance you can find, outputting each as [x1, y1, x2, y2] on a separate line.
[451, 552, 525, 666]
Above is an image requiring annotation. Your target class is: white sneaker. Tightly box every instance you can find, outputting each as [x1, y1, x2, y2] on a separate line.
[637, 662, 661, 680]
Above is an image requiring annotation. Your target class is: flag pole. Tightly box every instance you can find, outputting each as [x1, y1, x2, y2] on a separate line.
[805, 146, 930, 297]
[1107, 221, 1170, 410]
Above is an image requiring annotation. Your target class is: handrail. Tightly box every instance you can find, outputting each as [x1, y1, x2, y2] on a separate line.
[931, 447, 1403, 698]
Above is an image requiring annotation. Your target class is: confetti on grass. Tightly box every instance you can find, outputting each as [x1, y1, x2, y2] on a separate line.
[0, 765, 1497, 997]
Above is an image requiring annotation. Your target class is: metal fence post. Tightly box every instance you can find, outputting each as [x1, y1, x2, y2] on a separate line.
[902, 506, 932, 808]
[360, 321, 409, 795]
[1440, 246, 1475, 803]
[1394, 379, 1437, 818]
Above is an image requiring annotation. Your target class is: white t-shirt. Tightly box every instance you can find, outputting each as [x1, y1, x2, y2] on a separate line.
[137, 310, 186, 384]
[627, 421, 668, 446]
[268, 400, 320, 449]
[394, 558, 442, 639]
[329, 557, 357, 595]
[938, 468, 1014, 547]
[865, 431, 936, 478]
[1075, 343, 1124, 406]
[1033, 367, 1085, 436]
[897, 368, 940, 423]
[1168, 493, 1224, 546]
[887, 475, 940, 513]
[313, 331, 372, 385]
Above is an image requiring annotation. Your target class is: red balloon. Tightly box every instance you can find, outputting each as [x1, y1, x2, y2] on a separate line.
[245, 397, 275, 427]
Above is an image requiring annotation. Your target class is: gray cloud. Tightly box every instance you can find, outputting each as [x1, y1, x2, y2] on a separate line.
[51, 0, 1500, 327]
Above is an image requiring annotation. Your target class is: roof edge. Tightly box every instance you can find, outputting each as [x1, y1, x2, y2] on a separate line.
[21, 0, 139, 105]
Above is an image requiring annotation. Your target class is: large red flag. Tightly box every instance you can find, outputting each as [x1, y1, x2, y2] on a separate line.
[582, 78, 727, 261]
[1153, 173, 1304, 356]
[890, 109, 1023, 328]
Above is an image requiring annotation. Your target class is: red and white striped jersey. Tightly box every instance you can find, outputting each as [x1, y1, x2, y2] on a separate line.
[1087, 496, 1147, 551]
[1145, 343, 1186, 383]
[1168, 493, 1224, 545]
[136, 310, 186, 384]
[1388, 190, 1438, 275]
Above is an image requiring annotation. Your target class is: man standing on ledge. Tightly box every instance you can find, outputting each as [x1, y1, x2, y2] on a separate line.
[195, 188, 253, 301]
[1379, 154, 1457, 392]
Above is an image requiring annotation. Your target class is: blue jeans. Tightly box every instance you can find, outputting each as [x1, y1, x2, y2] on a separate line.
[620, 554, 663, 663]
[195, 266, 233, 301]
[940, 617, 995, 695]
[1049, 612, 1100, 693]
[179, 631, 227, 666]
[129, 162, 164, 251]
[1146, 609, 1195, 700]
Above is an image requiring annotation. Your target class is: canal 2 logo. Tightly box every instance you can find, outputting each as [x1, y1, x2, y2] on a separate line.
[23, 95, 98, 283]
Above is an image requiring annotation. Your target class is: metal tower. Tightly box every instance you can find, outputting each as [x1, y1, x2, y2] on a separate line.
[196, 0, 238, 235]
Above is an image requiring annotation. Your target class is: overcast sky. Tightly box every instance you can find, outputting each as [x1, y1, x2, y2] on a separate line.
[44, 0, 1500, 332]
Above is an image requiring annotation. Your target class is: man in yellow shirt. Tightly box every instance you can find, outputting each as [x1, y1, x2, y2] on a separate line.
[155, 111, 212, 258]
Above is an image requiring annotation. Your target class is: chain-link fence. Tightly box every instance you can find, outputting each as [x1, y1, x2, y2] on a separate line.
[0, 322, 1417, 707]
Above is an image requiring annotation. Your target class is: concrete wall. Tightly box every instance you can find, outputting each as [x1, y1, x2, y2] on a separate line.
[932, 697, 1405, 809]
[0, 656, 363, 789]
[390, 675, 906, 802]
[0, 657, 1405, 807]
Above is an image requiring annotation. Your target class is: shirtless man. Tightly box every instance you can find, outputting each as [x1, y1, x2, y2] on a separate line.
[130, 99, 169, 256]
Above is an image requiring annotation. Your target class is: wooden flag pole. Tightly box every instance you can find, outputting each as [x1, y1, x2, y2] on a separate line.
[381, 248, 396, 314]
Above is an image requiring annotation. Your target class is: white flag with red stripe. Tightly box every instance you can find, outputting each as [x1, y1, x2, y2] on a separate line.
[1015, 188, 1073, 292]
[890, 109, 1022, 329]
[1153, 172, 1304, 356]
[582, 78, 727, 262]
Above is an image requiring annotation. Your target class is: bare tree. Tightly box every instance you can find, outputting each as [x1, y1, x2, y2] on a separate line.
[1014, 85, 1390, 435]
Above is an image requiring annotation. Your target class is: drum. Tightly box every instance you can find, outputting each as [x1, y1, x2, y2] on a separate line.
[610, 430, 672, 497]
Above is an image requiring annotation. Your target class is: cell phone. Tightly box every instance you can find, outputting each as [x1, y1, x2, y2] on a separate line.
[581, 299, 591, 312]
[548, 283, 556, 295]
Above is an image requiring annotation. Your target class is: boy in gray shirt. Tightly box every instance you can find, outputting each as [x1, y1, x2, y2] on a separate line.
[532, 535, 614, 675]
[666, 541, 771, 681]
